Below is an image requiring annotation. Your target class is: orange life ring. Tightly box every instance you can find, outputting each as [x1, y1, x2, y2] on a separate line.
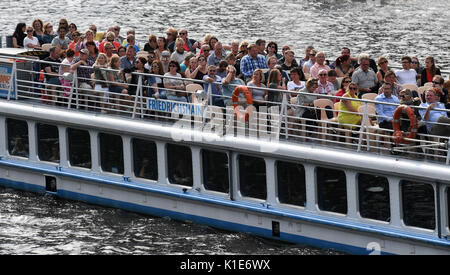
[392, 105, 418, 144]
[232, 85, 254, 122]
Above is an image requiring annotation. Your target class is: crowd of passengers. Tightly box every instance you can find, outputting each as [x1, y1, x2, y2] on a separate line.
[10, 19, 450, 137]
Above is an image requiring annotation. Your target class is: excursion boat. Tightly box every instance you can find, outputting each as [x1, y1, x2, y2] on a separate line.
[0, 49, 449, 255]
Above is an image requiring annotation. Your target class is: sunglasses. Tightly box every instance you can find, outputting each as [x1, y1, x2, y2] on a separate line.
[319, 74, 327, 76]
[349, 87, 358, 91]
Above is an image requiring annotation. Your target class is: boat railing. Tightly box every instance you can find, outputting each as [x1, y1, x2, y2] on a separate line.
[2, 55, 450, 165]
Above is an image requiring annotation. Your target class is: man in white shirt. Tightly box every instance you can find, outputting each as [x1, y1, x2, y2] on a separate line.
[395, 56, 417, 85]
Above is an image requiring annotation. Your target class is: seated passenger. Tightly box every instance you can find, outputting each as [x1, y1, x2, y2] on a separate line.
[328, 69, 339, 91]
[107, 54, 129, 110]
[334, 55, 355, 78]
[171, 38, 187, 66]
[221, 65, 245, 106]
[51, 26, 71, 50]
[287, 67, 306, 101]
[42, 46, 62, 104]
[395, 56, 417, 85]
[374, 82, 400, 129]
[120, 45, 136, 70]
[32, 19, 45, 45]
[247, 68, 266, 110]
[419, 89, 450, 136]
[186, 54, 207, 81]
[164, 60, 187, 102]
[398, 88, 422, 133]
[216, 60, 228, 79]
[177, 29, 199, 53]
[266, 68, 286, 108]
[302, 49, 316, 79]
[71, 49, 95, 109]
[240, 44, 268, 83]
[203, 65, 224, 107]
[99, 31, 120, 54]
[287, 78, 319, 133]
[122, 56, 149, 97]
[352, 54, 378, 98]
[316, 69, 335, 95]
[280, 50, 297, 71]
[334, 76, 352, 103]
[420, 56, 441, 87]
[24, 26, 41, 50]
[378, 70, 402, 97]
[376, 56, 391, 83]
[148, 60, 166, 99]
[144, 34, 158, 53]
[59, 48, 76, 96]
[430, 75, 449, 106]
[338, 82, 362, 129]
[299, 45, 314, 69]
[124, 34, 140, 52]
[309, 52, 331, 79]
[265, 41, 282, 61]
[155, 36, 168, 59]
[92, 53, 110, 110]
[68, 31, 82, 56]
[42, 22, 57, 44]
[207, 41, 225, 67]
[12, 23, 26, 48]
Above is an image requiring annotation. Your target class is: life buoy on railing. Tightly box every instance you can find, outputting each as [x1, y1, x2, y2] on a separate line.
[392, 105, 418, 144]
[232, 85, 254, 122]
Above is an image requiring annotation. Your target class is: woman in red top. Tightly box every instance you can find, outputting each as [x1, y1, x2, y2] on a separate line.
[334, 76, 352, 103]
[420, 56, 441, 86]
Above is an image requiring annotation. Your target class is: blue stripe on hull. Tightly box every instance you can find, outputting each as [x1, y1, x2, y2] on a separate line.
[0, 176, 386, 255]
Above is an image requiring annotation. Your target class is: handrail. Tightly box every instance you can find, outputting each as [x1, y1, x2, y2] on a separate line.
[2, 54, 449, 165]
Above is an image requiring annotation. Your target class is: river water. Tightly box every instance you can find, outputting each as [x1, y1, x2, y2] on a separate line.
[1, 0, 449, 255]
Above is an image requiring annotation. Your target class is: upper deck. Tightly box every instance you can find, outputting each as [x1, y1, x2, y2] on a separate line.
[0, 53, 449, 169]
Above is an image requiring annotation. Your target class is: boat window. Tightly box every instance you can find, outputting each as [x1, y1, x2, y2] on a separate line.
[358, 173, 390, 222]
[68, 128, 91, 169]
[132, 138, 158, 181]
[202, 150, 229, 193]
[7, 118, 29, 158]
[239, 155, 266, 200]
[316, 167, 347, 214]
[277, 161, 306, 207]
[37, 123, 59, 163]
[167, 144, 193, 187]
[99, 133, 124, 174]
[401, 180, 435, 230]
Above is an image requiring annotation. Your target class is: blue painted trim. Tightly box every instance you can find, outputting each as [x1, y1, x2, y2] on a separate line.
[0, 158, 449, 252]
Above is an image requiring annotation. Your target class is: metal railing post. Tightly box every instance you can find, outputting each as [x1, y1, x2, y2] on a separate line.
[132, 75, 142, 119]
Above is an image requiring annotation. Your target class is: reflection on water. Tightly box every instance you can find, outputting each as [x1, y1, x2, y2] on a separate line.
[0, 187, 342, 255]
[3, 0, 450, 68]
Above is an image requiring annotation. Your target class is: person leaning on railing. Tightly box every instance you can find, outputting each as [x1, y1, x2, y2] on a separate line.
[71, 49, 95, 109]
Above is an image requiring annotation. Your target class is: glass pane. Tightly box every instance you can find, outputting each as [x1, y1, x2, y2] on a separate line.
[7, 118, 29, 158]
[68, 128, 91, 169]
[167, 144, 193, 187]
[99, 133, 124, 174]
[317, 167, 347, 214]
[202, 150, 229, 193]
[133, 138, 158, 180]
[277, 161, 306, 207]
[239, 155, 266, 200]
[358, 173, 390, 222]
[402, 180, 435, 230]
[37, 123, 59, 163]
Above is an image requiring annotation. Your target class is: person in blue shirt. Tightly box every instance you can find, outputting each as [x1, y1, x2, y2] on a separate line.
[419, 89, 449, 135]
[203, 65, 224, 107]
[375, 82, 400, 129]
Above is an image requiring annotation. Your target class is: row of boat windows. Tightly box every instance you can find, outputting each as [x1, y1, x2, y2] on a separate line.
[5, 118, 448, 231]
